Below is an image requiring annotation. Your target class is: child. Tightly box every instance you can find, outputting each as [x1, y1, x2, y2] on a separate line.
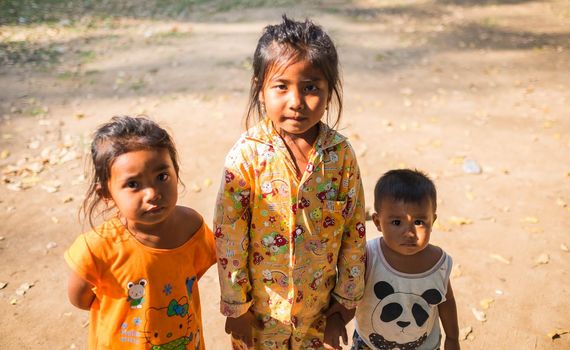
[352, 169, 460, 350]
[65, 116, 216, 349]
[213, 15, 367, 350]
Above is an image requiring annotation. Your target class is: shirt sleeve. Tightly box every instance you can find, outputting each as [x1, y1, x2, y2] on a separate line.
[64, 232, 100, 288]
[196, 224, 218, 280]
[332, 142, 367, 309]
[213, 140, 255, 317]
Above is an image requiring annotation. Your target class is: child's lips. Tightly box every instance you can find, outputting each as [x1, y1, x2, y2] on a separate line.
[145, 206, 164, 214]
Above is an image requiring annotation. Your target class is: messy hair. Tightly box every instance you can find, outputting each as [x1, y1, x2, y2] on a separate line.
[244, 14, 342, 130]
[374, 169, 437, 213]
[81, 115, 180, 228]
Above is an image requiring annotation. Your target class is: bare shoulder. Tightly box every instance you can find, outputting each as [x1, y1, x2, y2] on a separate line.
[173, 206, 204, 239]
[425, 244, 444, 264]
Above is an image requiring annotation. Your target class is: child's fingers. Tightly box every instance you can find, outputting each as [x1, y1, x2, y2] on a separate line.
[341, 325, 348, 345]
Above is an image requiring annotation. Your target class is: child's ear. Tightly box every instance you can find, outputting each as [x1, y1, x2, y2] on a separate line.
[372, 212, 382, 232]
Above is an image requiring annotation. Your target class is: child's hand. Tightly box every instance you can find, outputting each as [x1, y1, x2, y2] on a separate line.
[324, 298, 356, 325]
[324, 313, 348, 350]
[224, 310, 261, 347]
[444, 337, 460, 350]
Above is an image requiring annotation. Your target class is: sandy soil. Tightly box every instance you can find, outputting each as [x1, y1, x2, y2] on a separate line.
[1, 0, 569, 349]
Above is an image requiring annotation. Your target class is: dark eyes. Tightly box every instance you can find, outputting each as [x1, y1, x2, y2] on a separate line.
[271, 84, 319, 92]
[304, 85, 318, 93]
[158, 173, 169, 182]
[127, 181, 138, 189]
[391, 219, 425, 226]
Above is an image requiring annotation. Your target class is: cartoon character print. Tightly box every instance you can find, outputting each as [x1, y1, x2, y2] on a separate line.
[214, 226, 223, 239]
[309, 208, 322, 221]
[252, 252, 264, 265]
[261, 232, 288, 257]
[224, 170, 235, 183]
[292, 225, 305, 243]
[305, 338, 324, 349]
[298, 197, 311, 209]
[305, 239, 328, 257]
[323, 216, 335, 228]
[356, 222, 366, 238]
[185, 276, 196, 302]
[309, 270, 324, 290]
[368, 281, 443, 350]
[126, 279, 147, 309]
[228, 187, 250, 210]
[261, 181, 275, 199]
[144, 296, 194, 350]
[262, 269, 275, 285]
[316, 180, 337, 202]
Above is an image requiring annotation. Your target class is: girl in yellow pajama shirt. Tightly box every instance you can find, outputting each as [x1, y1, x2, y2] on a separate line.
[214, 16, 367, 350]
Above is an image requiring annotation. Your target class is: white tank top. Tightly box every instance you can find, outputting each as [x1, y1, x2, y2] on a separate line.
[354, 238, 452, 350]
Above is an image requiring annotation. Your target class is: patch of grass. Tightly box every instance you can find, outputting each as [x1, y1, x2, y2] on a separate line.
[0, 41, 62, 66]
[78, 50, 97, 64]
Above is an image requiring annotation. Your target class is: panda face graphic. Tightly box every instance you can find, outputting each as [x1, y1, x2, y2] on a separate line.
[369, 281, 442, 348]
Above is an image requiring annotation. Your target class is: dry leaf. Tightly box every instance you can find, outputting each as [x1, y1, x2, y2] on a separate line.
[490, 253, 511, 264]
[203, 178, 213, 188]
[523, 216, 539, 224]
[459, 326, 473, 340]
[15, 282, 34, 296]
[556, 198, 567, 208]
[63, 196, 74, 203]
[533, 253, 549, 266]
[449, 216, 473, 226]
[547, 328, 570, 340]
[0, 282, 7, 289]
[480, 298, 495, 310]
[561, 244, 569, 252]
[471, 307, 486, 322]
[10, 298, 18, 305]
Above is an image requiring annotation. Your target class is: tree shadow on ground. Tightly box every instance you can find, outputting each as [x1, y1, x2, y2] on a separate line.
[0, 0, 302, 25]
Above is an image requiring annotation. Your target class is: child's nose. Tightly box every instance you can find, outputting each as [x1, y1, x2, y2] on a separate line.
[145, 187, 161, 201]
[288, 88, 304, 111]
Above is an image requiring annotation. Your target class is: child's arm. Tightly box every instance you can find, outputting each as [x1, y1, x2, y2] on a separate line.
[213, 144, 255, 318]
[332, 148, 367, 310]
[438, 281, 460, 350]
[67, 270, 95, 310]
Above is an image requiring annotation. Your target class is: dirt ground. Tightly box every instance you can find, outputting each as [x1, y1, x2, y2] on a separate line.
[0, 0, 569, 349]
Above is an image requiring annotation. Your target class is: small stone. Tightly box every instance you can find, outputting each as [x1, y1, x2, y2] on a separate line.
[46, 241, 58, 250]
[15, 282, 33, 296]
[0, 282, 7, 289]
[463, 159, 482, 174]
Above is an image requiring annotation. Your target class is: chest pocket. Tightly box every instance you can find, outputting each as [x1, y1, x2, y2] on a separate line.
[321, 200, 347, 239]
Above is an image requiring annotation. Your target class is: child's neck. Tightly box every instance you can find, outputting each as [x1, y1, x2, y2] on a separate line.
[380, 238, 442, 274]
[121, 208, 189, 249]
[278, 124, 319, 178]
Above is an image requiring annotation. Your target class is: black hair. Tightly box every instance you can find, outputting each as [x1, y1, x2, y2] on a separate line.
[81, 115, 180, 228]
[244, 14, 343, 130]
[374, 169, 437, 213]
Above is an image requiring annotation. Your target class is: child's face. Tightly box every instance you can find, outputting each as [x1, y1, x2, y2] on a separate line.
[260, 58, 329, 138]
[372, 197, 436, 256]
[106, 148, 178, 229]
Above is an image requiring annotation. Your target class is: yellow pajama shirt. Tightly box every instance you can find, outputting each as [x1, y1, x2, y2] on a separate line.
[214, 119, 366, 349]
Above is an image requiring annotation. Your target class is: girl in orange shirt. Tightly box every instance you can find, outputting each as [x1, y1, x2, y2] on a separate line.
[214, 15, 367, 350]
[65, 115, 216, 349]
